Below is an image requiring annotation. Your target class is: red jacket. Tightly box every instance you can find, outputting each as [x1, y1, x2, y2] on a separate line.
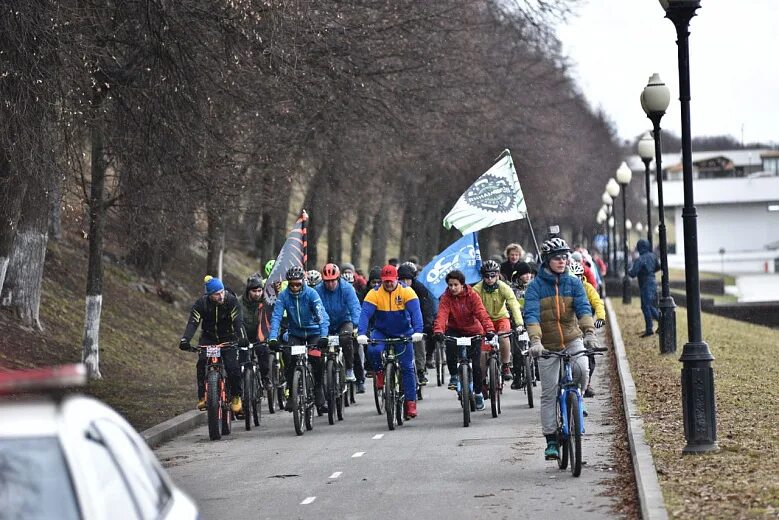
[434, 285, 495, 336]
[583, 264, 598, 289]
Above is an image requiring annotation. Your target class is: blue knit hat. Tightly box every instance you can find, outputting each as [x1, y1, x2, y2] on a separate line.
[204, 275, 224, 295]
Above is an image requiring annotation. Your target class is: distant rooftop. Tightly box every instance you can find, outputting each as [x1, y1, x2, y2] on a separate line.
[627, 148, 773, 172]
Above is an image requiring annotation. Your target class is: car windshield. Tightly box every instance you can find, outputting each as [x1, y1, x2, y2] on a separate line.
[0, 436, 80, 520]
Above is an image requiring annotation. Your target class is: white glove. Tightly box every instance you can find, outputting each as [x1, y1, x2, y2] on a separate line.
[357, 335, 369, 346]
[529, 338, 544, 358]
[411, 332, 424, 343]
[583, 331, 599, 350]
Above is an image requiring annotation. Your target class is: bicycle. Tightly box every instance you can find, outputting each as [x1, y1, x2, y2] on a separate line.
[323, 334, 349, 425]
[285, 342, 319, 436]
[485, 332, 513, 418]
[511, 329, 536, 408]
[541, 346, 607, 477]
[239, 342, 263, 431]
[443, 334, 482, 427]
[267, 343, 286, 414]
[369, 336, 413, 431]
[434, 338, 446, 387]
[194, 342, 237, 441]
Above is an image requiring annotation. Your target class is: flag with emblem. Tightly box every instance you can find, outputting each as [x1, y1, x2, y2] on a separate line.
[442, 149, 527, 234]
[417, 232, 482, 298]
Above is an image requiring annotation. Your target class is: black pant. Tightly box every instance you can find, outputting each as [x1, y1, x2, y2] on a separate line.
[352, 338, 365, 384]
[333, 322, 354, 370]
[197, 346, 241, 399]
[284, 334, 325, 407]
[445, 336, 482, 394]
[254, 343, 270, 379]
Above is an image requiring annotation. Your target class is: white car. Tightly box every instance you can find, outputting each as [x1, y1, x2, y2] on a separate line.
[0, 365, 199, 520]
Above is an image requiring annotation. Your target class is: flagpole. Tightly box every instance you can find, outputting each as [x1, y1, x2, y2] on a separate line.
[524, 213, 541, 260]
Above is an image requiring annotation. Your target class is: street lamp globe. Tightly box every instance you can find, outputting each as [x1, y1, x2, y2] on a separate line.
[597, 208, 607, 223]
[642, 73, 671, 115]
[638, 132, 655, 161]
[602, 192, 613, 205]
[616, 161, 633, 185]
[636, 222, 644, 232]
[606, 178, 620, 198]
[608, 216, 615, 228]
[626, 219, 633, 230]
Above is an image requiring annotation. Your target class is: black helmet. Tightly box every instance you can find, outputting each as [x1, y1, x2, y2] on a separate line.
[480, 259, 500, 276]
[246, 273, 265, 290]
[286, 266, 305, 281]
[541, 237, 571, 261]
[368, 266, 382, 281]
[397, 263, 416, 280]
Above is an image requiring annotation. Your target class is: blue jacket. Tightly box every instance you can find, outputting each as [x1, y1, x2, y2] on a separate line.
[628, 239, 660, 287]
[315, 279, 362, 333]
[358, 283, 423, 338]
[269, 285, 329, 340]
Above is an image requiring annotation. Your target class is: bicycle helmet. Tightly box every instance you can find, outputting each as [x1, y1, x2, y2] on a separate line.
[306, 269, 322, 286]
[264, 260, 276, 277]
[399, 261, 418, 278]
[341, 271, 355, 284]
[246, 273, 265, 290]
[321, 263, 340, 281]
[397, 263, 416, 281]
[286, 265, 305, 281]
[480, 259, 500, 277]
[568, 261, 585, 277]
[541, 237, 571, 261]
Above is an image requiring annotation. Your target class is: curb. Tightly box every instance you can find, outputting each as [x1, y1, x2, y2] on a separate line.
[142, 409, 207, 448]
[606, 298, 669, 520]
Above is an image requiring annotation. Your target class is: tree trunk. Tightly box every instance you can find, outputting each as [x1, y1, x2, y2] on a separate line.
[0, 154, 28, 293]
[369, 199, 390, 268]
[49, 172, 63, 241]
[259, 211, 275, 264]
[82, 114, 106, 379]
[350, 205, 370, 268]
[326, 195, 342, 265]
[205, 203, 224, 276]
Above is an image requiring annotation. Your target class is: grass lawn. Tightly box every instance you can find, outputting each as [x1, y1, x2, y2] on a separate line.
[668, 268, 735, 286]
[612, 301, 779, 519]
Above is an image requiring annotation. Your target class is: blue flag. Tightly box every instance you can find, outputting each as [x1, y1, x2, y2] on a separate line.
[418, 233, 482, 298]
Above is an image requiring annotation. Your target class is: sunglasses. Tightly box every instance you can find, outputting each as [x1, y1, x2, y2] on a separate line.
[484, 273, 498, 279]
[288, 281, 303, 288]
[550, 254, 568, 261]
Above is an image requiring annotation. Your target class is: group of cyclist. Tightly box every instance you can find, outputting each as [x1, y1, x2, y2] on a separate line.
[179, 234, 604, 460]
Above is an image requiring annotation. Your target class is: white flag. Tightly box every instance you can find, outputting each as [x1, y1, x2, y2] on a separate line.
[443, 150, 527, 234]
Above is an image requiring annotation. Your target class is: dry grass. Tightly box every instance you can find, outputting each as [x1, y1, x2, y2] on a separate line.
[613, 301, 779, 519]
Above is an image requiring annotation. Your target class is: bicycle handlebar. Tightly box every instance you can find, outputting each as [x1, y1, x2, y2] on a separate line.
[367, 336, 415, 344]
[540, 346, 607, 359]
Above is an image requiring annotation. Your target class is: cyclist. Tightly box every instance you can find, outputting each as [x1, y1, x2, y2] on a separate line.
[629, 238, 661, 338]
[524, 237, 598, 460]
[307, 269, 322, 287]
[359, 266, 382, 302]
[267, 266, 331, 414]
[238, 273, 270, 387]
[432, 269, 495, 411]
[340, 262, 366, 294]
[568, 261, 605, 397]
[472, 260, 524, 382]
[397, 262, 435, 386]
[357, 265, 424, 418]
[179, 275, 248, 413]
[315, 263, 361, 382]
[264, 260, 275, 278]
[500, 243, 526, 282]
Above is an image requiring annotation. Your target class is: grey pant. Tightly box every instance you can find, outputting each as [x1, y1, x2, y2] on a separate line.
[413, 340, 425, 374]
[537, 337, 588, 436]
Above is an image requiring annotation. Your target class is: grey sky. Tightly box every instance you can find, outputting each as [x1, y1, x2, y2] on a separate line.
[556, 0, 778, 145]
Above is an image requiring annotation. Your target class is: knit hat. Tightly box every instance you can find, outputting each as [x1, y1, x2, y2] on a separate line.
[380, 265, 398, 282]
[397, 264, 416, 280]
[513, 262, 532, 278]
[368, 266, 382, 282]
[340, 262, 355, 273]
[204, 275, 224, 295]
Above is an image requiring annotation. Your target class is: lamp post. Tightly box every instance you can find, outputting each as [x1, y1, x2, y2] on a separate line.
[638, 132, 655, 248]
[641, 73, 677, 356]
[616, 162, 632, 304]
[606, 179, 621, 276]
[596, 207, 608, 259]
[660, 0, 717, 454]
[602, 192, 614, 273]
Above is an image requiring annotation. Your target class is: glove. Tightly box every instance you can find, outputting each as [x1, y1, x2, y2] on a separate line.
[238, 337, 250, 348]
[529, 338, 544, 358]
[433, 332, 445, 343]
[485, 331, 495, 342]
[357, 335, 369, 346]
[514, 325, 526, 335]
[318, 337, 329, 349]
[583, 330, 599, 350]
[268, 338, 280, 349]
[179, 338, 191, 351]
[411, 332, 424, 343]
[594, 319, 605, 329]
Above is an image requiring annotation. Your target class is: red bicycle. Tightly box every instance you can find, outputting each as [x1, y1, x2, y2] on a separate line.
[194, 342, 237, 440]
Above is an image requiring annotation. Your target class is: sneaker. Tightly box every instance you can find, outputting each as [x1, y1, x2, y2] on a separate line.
[584, 385, 595, 398]
[474, 393, 485, 410]
[197, 398, 206, 411]
[366, 370, 374, 378]
[230, 396, 242, 414]
[502, 365, 513, 381]
[375, 371, 384, 388]
[357, 383, 366, 394]
[582, 402, 589, 418]
[345, 369, 357, 382]
[544, 441, 559, 460]
[404, 400, 417, 418]
[317, 404, 329, 415]
[510, 380, 521, 390]
[448, 375, 459, 390]
[418, 371, 428, 386]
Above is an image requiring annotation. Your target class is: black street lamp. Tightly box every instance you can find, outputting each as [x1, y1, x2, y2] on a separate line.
[659, 0, 717, 454]
[601, 191, 614, 273]
[637, 132, 655, 248]
[616, 162, 633, 305]
[641, 73, 677, 356]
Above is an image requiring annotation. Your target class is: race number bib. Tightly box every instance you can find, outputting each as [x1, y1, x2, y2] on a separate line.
[290, 345, 306, 355]
[206, 346, 221, 358]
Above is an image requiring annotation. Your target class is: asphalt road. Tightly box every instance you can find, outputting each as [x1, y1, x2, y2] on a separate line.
[157, 345, 621, 520]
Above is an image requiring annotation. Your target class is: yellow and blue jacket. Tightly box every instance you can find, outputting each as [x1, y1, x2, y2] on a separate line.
[358, 283, 423, 337]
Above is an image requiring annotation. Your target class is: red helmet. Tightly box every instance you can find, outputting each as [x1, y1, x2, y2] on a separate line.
[322, 263, 340, 281]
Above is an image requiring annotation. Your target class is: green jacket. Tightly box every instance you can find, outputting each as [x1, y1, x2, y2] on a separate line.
[472, 280, 523, 326]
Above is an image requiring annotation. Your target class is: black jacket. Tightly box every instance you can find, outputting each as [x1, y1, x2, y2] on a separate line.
[182, 290, 246, 345]
[411, 279, 435, 333]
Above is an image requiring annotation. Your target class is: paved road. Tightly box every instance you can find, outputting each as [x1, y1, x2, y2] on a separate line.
[157, 344, 621, 519]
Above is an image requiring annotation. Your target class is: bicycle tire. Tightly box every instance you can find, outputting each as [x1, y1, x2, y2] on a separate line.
[435, 343, 444, 387]
[336, 364, 345, 421]
[385, 363, 397, 431]
[396, 368, 404, 426]
[206, 370, 221, 441]
[220, 381, 232, 437]
[525, 355, 534, 408]
[569, 392, 582, 477]
[373, 370, 385, 415]
[253, 370, 261, 427]
[243, 367, 253, 431]
[349, 380, 355, 404]
[460, 363, 470, 427]
[267, 363, 277, 414]
[304, 369, 314, 431]
[292, 367, 304, 436]
[488, 357, 499, 418]
[557, 396, 569, 470]
[326, 359, 336, 425]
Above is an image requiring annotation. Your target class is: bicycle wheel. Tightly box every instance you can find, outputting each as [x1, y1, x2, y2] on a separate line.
[396, 368, 404, 426]
[326, 359, 336, 425]
[336, 364, 345, 421]
[253, 371, 261, 427]
[267, 362, 277, 414]
[460, 364, 471, 427]
[435, 343, 444, 386]
[569, 392, 582, 477]
[304, 369, 314, 431]
[488, 357, 499, 418]
[206, 370, 222, 441]
[220, 380, 232, 437]
[242, 367, 254, 431]
[373, 369, 385, 415]
[349, 380, 355, 404]
[385, 363, 397, 430]
[292, 367, 304, 436]
[525, 355, 534, 408]
[557, 396, 569, 470]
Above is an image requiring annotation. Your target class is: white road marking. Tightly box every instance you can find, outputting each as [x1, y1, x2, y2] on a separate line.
[300, 497, 317, 505]
[352, 451, 365, 458]
[328, 471, 342, 479]
[372, 434, 384, 440]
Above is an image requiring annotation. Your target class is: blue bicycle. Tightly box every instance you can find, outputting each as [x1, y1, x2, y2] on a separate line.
[541, 346, 607, 477]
